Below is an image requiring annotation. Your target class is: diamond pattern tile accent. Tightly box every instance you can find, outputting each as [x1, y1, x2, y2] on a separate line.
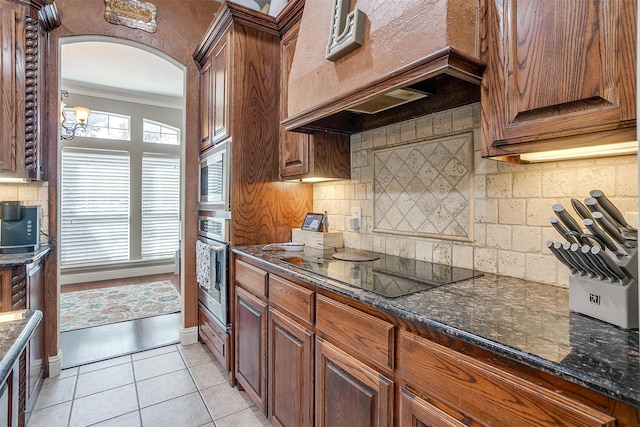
[373, 132, 473, 241]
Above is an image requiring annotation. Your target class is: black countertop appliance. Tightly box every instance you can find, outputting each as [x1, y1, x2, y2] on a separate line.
[0, 202, 40, 254]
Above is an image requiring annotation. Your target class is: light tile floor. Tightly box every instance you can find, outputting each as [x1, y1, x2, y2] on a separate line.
[26, 343, 272, 427]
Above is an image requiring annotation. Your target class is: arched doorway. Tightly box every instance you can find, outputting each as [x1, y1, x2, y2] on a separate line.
[57, 37, 186, 368]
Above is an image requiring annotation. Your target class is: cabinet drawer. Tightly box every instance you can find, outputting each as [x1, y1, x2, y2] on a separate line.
[315, 295, 394, 371]
[199, 304, 229, 371]
[268, 274, 314, 326]
[399, 331, 615, 427]
[235, 259, 268, 298]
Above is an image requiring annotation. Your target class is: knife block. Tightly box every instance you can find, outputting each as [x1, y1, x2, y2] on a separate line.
[568, 249, 638, 329]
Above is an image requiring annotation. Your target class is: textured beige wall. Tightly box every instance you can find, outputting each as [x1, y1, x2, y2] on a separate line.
[313, 103, 638, 287]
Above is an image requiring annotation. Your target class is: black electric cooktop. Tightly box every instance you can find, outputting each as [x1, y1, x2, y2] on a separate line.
[279, 251, 482, 299]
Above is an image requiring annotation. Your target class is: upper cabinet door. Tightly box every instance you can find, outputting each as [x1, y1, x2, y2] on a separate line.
[211, 34, 229, 146]
[0, 2, 19, 174]
[481, 0, 636, 158]
[199, 58, 212, 152]
[280, 19, 310, 178]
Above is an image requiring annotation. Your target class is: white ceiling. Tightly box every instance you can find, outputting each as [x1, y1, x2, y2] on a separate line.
[61, 41, 184, 99]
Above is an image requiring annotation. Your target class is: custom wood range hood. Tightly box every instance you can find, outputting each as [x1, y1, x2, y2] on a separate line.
[282, 0, 485, 135]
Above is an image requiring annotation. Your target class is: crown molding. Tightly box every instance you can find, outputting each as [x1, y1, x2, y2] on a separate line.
[61, 79, 184, 110]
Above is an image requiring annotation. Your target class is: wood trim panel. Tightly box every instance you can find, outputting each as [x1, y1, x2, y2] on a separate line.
[268, 274, 314, 327]
[315, 294, 394, 372]
[398, 330, 616, 427]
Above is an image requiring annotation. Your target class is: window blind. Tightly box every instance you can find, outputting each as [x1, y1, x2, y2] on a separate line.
[60, 149, 131, 266]
[141, 154, 180, 260]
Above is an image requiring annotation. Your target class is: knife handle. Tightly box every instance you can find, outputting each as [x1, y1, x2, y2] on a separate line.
[563, 242, 594, 278]
[590, 189, 637, 231]
[554, 242, 585, 275]
[590, 246, 629, 284]
[584, 197, 620, 231]
[582, 218, 626, 256]
[571, 198, 593, 220]
[571, 243, 606, 280]
[580, 244, 617, 282]
[552, 204, 583, 234]
[549, 217, 581, 244]
[547, 241, 578, 274]
[591, 211, 628, 246]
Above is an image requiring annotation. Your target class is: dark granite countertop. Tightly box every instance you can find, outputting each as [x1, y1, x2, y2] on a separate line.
[233, 245, 640, 408]
[0, 245, 51, 267]
[0, 310, 42, 384]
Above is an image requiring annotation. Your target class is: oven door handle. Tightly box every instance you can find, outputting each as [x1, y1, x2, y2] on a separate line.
[210, 244, 226, 291]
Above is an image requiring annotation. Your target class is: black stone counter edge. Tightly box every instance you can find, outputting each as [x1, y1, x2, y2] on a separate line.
[0, 245, 52, 267]
[0, 310, 43, 385]
[232, 247, 640, 409]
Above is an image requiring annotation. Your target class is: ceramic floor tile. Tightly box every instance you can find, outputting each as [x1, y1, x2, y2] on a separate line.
[200, 381, 255, 420]
[26, 401, 72, 427]
[139, 392, 212, 427]
[75, 362, 135, 398]
[79, 354, 132, 374]
[33, 376, 77, 410]
[133, 350, 186, 381]
[58, 366, 79, 379]
[131, 344, 178, 361]
[214, 406, 271, 427]
[188, 361, 228, 390]
[178, 343, 215, 367]
[91, 411, 142, 427]
[136, 368, 197, 408]
[69, 383, 139, 426]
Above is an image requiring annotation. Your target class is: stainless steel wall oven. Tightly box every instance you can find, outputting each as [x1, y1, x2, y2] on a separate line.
[197, 215, 230, 328]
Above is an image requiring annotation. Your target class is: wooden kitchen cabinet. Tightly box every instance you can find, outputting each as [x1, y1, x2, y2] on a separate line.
[268, 307, 313, 427]
[0, 0, 57, 179]
[315, 336, 393, 427]
[267, 274, 314, 427]
[198, 33, 229, 153]
[399, 388, 468, 427]
[194, 2, 312, 245]
[398, 330, 615, 426]
[0, 265, 27, 311]
[0, 358, 19, 427]
[198, 303, 229, 372]
[25, 260, 44, 415]
[278, 3, 350, 181]
[235, 285, 268, 413]
[481, 0, 637, 159]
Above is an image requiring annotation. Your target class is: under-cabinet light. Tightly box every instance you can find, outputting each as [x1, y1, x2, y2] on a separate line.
[519, 141, 638, 163]
[284, 177, 345, 183]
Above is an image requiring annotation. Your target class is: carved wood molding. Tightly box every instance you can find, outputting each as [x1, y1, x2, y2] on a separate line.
[283, 47, 485, 134]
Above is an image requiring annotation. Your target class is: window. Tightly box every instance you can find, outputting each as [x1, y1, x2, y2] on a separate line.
[63, 108, 131, 140]
[143, 119, 180, 145]
[142, 155, 180, 259]
[60, 149, 130, 266]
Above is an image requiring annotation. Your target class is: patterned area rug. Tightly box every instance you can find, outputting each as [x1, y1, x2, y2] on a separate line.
[60, 280, 181, 332]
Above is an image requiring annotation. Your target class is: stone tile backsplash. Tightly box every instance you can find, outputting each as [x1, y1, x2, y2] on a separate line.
[313, 103, 638, 287]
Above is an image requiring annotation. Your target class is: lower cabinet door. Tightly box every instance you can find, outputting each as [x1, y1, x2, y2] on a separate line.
[268, 307, 313, 427]
[315, 336, 393, 427]
[399, 388, 467, 427]
[235, 286, 268, 412]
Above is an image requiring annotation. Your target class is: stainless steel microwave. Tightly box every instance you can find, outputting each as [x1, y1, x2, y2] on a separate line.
[198, 141, 229, 211]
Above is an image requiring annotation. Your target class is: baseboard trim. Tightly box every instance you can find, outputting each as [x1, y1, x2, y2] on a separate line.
[180, 326, 198, 346]
[60, 264, 175, 285]
[48, 350, 63, 377]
